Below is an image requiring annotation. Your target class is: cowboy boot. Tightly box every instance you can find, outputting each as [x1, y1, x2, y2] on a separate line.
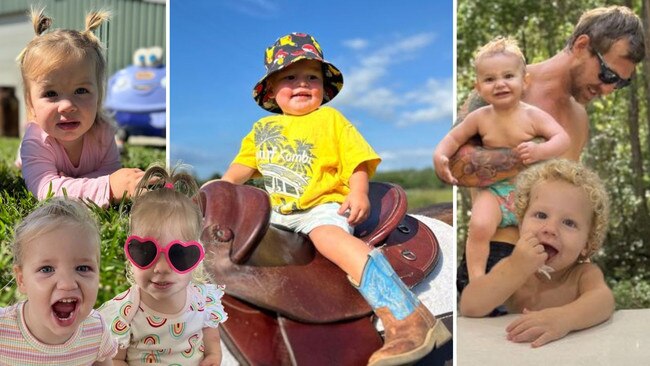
[352, 248, 451, 366]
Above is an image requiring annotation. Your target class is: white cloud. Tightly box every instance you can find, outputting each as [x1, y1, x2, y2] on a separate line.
[346, 66, 386, 90]
[379, 147, 434, 160]
[332, 32, 451, 125]
[397, 78, 454, 126]
[364, 33, 435, 67]
[376, 147, 435, 171]
[171, 144, 215, 164]
[342, 38, 368, 50]
[338, 87, 402, 119]
[395, 33, 436, 51]
[223, 0, 278, 18]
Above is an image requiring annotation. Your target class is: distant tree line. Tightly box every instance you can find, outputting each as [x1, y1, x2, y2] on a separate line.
[200, 167, 447, 191]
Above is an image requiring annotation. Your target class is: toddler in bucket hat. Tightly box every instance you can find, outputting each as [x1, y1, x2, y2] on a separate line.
[222, 32, 450, 366]
[253, 32, 343, 113]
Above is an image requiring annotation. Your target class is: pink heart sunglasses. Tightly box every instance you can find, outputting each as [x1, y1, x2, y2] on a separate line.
[124, 235, 205, 274]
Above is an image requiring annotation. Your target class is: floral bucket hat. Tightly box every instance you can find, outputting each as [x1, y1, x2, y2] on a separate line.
[253, 32, 344, 113]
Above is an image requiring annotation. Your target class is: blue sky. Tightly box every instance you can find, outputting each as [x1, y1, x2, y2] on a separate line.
[170, 1, 454, 179]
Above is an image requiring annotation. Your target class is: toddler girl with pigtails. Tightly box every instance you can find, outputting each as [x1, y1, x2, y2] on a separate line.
[0, 198, 117, 365]
[17, 7, 144, 207]
[99, 165, 227, 366]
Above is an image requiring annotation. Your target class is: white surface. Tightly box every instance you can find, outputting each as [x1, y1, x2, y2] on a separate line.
[220, 336, 239, 365]
[127, 135, 166, 146]
[411, 214, 455, 316]
[458, 309, 650, 365]
[220, 215, 455, 365]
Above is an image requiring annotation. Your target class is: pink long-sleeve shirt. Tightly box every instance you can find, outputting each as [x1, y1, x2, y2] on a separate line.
[19, 121, 122, 207]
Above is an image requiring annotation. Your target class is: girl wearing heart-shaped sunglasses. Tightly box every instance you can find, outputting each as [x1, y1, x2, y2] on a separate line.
[99, 166, 227, 365]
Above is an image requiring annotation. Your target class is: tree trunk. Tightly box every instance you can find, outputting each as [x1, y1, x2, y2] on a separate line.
[627, 76, 650, 233]
[641, 0, 650, 191]
[638, 0, 650, 241]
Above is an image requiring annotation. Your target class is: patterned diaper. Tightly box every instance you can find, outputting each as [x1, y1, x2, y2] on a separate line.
[487, 180, 517, 227]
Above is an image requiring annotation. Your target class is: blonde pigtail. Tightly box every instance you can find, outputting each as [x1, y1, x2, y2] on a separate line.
[83, 9, 111, 44]
[133, 164, 199, 200]
[171, 170, 200, 199]
[16, 7, 53, 63]
[31, 7, 52, 35]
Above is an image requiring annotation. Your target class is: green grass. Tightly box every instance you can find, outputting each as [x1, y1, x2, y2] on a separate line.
[0, 137, 20, 167]
[0, 136, 164, 307]
[405, 188, 453, 211]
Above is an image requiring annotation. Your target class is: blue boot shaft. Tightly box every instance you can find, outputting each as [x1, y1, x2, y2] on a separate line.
[356, 248, 419, 320]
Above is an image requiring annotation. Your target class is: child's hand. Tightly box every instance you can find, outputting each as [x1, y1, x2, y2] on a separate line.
[515, 141, 542, 165]
[434, 155, 458, 185]
[511, 230, 548, 276]
[199, 353, 222, 366]
[109, 168, 145, 201]
[505, 307, 570, 347]
[339, 191, 370, 226]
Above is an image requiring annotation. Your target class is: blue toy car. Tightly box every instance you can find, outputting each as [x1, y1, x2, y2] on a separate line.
[105, 47, 166, 141]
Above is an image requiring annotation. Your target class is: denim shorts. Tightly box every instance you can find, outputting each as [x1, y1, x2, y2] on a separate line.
[270, 202, 354, 235]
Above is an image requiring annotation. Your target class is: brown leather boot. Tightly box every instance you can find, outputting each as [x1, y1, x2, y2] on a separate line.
[352, 249, 452, 366]
[369, 303, 451, 366]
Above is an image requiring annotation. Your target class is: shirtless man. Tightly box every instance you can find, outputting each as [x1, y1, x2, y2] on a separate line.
[450, 5, 646, 293]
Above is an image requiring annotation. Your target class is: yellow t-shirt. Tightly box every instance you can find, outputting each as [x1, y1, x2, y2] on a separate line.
[233, 107, 381, 214]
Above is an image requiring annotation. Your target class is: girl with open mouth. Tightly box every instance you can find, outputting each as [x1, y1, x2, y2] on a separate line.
[0, 198, 117, 364]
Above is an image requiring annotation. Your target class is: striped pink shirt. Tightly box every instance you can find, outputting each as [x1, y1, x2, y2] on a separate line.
[0, 301, 117, 365]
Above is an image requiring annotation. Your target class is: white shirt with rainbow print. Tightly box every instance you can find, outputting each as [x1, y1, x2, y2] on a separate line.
[99, 283, 227, 365]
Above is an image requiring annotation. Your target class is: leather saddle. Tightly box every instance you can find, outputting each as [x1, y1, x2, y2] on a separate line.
[199, 180, 446, 365]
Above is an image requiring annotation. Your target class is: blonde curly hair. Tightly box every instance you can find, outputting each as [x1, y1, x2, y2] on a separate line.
[473, 36, 526, 73]
[514, 159, 609, 259]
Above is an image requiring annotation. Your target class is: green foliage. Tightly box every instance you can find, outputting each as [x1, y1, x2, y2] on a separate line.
[610, 278, 650, 309]
[373, 168, 447, 190]
[457, 0, 650, 309]
[91, 199, 132, 304]
[201, 172, 223, 186]
[0, 137, 164, 307]
[405, 188, 453, 211]
[121, 144, 166, 170]
[583, 92, 650, 282]
[375, 169, 453, 210]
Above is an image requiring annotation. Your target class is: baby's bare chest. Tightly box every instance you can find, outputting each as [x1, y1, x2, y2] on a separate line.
[507, 280, 580, 312]
[479, 119, 538, 149]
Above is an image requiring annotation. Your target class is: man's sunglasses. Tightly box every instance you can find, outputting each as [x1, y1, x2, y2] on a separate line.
[124, 235, 205, 274]
[595, 51, 631, 89]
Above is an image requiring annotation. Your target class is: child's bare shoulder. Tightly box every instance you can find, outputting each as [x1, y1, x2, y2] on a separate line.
[574, 262, 607, 285]
[571, 261, 603, 274]
[466, 103, 494, 116]
[462, 104, 495, 126]
[553, 263, 608, 295]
